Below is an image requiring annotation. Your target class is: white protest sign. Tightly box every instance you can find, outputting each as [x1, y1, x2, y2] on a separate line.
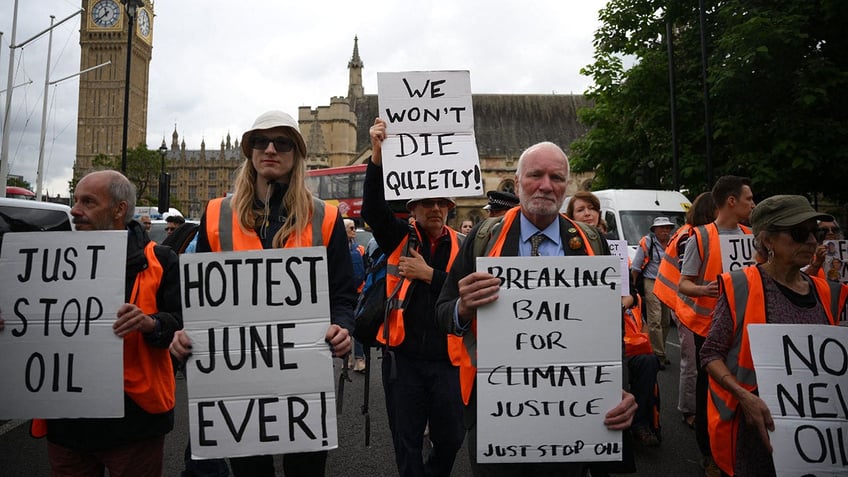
[0, 231, 126, 418]
[719, 234, 756, 272]
[823, 240, 848, 284]
[377, 70, 483, 200]
[476, 256, 623, 463]
[181, 247, 337, 460]
[607, 239, 630, 297]
[748, 324, 848, 476]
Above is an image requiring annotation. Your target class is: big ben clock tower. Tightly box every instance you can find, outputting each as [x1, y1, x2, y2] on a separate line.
[74, 0, 154, 181]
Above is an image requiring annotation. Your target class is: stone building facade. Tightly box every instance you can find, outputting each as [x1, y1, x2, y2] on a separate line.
[156, 38, 594, 223]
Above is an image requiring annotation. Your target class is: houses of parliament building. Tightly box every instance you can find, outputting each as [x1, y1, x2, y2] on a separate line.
[73, 0, 592, 223]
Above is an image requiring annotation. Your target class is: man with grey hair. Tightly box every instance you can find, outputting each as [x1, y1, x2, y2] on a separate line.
[39, 170, 182, 476]
[435, 142, 637, 476]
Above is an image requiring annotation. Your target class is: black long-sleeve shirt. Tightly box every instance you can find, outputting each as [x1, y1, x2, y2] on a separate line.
[361, 162, 453, 361]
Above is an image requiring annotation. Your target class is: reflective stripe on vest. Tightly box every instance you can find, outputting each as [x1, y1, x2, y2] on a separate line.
[653, 225, 691, 311]
[124, 241, 175, 414]
[636, 235, 651, 272]
[378, 225, 461, 347]
[677, 223, 751, 337]
[206, 196, 336, 251]
[448, 210, 597, 405]
[707, 266, 842, 475]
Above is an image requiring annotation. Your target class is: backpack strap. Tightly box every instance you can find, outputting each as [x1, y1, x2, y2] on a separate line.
[573, 220, 605, 255]
[472, 217, 506, 258]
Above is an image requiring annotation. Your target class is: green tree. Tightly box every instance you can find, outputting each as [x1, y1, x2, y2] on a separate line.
[8, 175, 33, 190]
[91, 144, 162, 205]
[572, 0, 848, 203]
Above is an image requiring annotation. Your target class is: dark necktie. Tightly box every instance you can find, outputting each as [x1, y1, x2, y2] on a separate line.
[530, 233, 545, 256]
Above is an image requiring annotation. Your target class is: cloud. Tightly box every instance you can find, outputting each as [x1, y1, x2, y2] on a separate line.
[2, 0, 605, 197]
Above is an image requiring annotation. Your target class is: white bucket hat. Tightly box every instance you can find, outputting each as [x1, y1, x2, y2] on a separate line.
[240, 110, 307, 158]
[650, 216, 675, 229]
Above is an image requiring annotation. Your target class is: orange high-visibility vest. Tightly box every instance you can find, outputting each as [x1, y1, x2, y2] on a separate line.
[31, 241, 175, 438]
[677, 223, 751, 337]
[205, 196, 337, 251]
[624, 295, 653, 357]
[707, 266, 845, 476]
[653, 224, 692, 311]
[377, 225, 460, 347]
[447, 209, 597, 405]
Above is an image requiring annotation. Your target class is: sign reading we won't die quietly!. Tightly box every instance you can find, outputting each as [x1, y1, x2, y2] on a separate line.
[748, 324, 848, 476]
[476, 256, 623, 463]
[0, 231, 126, 419]
[719, 234, 756, 272]
[181, 247, 336, 460]
[377, 70, 482, 200]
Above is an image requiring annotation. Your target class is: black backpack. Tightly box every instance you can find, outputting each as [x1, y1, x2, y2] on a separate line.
[352, 250, 391, 346]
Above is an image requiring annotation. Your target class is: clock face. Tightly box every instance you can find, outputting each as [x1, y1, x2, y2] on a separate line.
[92, 0, 121, 28]
[138, 9, 151, 37]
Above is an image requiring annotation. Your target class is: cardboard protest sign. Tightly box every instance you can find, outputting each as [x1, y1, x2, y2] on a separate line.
[181, 247, 337, 460]
[719, 234, 756, 272]
[475, 256, 623, 463]
[748, 324, 848, 476]
[0, 231, 126, 418]
[607, 239, 630, 297]
[823, 240, 848, 284]
[377, 70, 482, 200]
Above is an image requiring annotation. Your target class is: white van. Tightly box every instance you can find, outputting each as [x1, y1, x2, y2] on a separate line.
[562, 189, 691, 260]
[0, 198, 74, 247]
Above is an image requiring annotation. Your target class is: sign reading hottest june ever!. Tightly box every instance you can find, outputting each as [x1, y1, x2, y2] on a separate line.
[0, 231, 126, 419]
[475, 255, 623, 463]
[181, 247, 337, 460]
[377, 70, 482, 201]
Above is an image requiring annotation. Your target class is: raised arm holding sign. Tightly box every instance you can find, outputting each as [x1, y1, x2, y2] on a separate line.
[376, 70, 483, 201]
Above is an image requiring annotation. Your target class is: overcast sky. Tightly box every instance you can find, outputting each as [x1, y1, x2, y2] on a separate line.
[2, 0, 607, 197]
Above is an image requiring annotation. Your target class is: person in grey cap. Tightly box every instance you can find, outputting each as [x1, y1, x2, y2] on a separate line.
[363, 118, 466, 477]
[483, 190, 519, 218]
[170, 110, 355, 477]
[700, 195, 847, 476]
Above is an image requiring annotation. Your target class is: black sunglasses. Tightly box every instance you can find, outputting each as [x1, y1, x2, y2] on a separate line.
[250, 136, 295, 152]
[818, 226, 841, 235]
[772, 224, 817, 243]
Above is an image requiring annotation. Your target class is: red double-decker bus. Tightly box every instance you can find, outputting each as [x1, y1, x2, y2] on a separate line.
[306, 164, 366, 218]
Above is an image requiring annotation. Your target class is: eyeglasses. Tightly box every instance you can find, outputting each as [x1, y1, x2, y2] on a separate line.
[818, 226, 841, 235]
[250, 136, 295, 152]
[142, 222, 151, 226]
[416, 199, 452, 209]
[771, 224, 817, 243]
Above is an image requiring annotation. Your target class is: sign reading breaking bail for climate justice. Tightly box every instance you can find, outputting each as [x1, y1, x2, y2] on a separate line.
[719, 234, 756, 272]
[181, 247, 337, 460]
[476, 255, 623, 463]
[748, 324, 848, 476]
[0, 231, 126, 419]
[377, 70, 482, 201]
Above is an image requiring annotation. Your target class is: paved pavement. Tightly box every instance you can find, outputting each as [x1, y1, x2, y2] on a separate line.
[0, 325, 704, 476]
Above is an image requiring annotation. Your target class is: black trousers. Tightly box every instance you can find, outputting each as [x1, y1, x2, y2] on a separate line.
[228, 450, 327, 477]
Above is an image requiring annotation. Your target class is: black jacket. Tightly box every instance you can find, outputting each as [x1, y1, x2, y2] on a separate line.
[361, 162, 455, 361]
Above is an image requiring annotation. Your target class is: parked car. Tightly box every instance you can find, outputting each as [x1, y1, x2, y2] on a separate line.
[0, 198, 74, 248]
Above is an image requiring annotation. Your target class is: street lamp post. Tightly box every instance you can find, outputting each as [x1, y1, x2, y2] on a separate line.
[157, 144, 170, 214]
[120, 0, 144, 173]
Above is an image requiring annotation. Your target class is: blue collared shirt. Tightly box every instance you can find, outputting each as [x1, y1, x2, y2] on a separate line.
[518, 213, 563, 256]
